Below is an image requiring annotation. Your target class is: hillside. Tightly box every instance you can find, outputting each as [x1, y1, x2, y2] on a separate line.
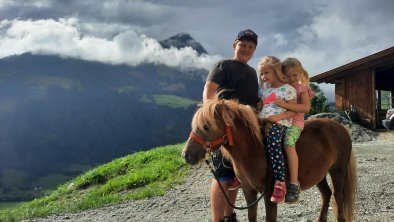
[0, 33, 208, 202]
[0, 143, 190, 221]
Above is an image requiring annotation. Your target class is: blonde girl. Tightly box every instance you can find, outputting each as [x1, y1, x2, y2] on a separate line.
[274, 57, 315, 203]
[258, 56, 297, 204]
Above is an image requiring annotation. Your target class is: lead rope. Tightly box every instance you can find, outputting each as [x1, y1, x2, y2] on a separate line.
[204, 156, 265, 210]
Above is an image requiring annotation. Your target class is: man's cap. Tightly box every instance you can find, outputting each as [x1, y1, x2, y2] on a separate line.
[235, 29, 258, 45]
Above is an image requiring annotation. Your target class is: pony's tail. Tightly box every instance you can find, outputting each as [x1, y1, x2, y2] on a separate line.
[342, 151, 357, 221]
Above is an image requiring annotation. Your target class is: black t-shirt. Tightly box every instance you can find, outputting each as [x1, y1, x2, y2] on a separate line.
[207, 59, 259, 107]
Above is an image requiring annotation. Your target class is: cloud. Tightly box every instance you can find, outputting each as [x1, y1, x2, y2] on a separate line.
[1, 0, 393, 93]
[274, 0, 394, 76]
[248, 0, 394, 101]
[0, 18, 221, 69]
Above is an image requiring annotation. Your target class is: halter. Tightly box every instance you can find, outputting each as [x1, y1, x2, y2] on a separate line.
[189, 124, 266, 210]
[189, 125, 234, 152]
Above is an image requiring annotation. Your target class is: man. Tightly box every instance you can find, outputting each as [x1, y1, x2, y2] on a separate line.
[203, 29, 259, 222]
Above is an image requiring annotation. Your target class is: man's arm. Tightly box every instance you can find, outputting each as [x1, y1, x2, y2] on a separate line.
[202, 80, 219, 103]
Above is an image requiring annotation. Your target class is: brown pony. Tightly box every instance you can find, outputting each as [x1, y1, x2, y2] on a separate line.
[181, 98, 357, 222]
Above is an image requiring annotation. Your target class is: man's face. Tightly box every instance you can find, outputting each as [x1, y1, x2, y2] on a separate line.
[233, 40, 256, 64]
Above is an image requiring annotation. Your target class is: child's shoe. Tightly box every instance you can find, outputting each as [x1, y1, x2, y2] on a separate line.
[227, 177, 242, 190]
[270, 181, 286, 204]
[285, 183, 300, 203]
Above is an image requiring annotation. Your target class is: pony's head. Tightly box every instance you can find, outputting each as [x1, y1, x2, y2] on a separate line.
[182, 98, 262, 165]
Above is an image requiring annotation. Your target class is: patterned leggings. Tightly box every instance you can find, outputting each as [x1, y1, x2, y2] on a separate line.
[266, 124, 286, 181]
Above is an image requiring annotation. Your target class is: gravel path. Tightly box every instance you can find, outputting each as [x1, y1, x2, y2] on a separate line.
[26, 132, 394, 222]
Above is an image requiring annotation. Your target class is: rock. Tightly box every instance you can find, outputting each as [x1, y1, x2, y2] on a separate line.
[307, 113, 377, 143]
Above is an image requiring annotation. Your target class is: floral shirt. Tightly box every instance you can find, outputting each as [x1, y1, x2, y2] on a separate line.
[259, 83, 297, 127]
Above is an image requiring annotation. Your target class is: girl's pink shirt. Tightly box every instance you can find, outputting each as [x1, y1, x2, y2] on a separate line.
[292, 83, 315, 129]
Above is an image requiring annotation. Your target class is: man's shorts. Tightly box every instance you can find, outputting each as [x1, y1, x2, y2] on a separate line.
[211, 149, 235, 181]
[284, 125, 302, 148]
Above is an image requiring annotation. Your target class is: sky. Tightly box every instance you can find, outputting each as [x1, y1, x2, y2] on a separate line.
[1, 0, 394, 99]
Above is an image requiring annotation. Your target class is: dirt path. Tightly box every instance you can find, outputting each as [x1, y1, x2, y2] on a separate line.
[27, 133, 394, 222]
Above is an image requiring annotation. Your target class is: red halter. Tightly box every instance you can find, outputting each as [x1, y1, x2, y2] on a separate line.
[189, 126, 234, 152]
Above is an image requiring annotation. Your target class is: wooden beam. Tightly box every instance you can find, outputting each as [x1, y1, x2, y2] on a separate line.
[310, 47, 394, 83]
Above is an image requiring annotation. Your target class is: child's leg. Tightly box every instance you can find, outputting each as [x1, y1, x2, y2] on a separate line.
[266, 124, 286, 204]
[284, 126, 302, 203]
[266, 124, 286, 182]
[284, 145, 299, 185]
[284, 126, 302, 185]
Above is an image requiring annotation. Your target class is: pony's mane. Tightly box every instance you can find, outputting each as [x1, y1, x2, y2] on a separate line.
[192, 97, 262, 145]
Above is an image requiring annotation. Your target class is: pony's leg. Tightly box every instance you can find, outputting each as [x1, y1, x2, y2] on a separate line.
[242, 188, 258, 222]
[264, 195, 277, 222]
[330, 171, 347, 222]
[316, 177, 332, 222]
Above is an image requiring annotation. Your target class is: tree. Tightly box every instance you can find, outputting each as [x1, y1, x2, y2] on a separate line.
[309, 83, 330, 115]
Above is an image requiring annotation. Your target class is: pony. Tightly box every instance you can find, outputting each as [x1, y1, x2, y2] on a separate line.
[181, 98, 357, 222]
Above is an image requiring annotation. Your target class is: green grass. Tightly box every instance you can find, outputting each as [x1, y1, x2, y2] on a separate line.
[115, 85, 135, 94]
[0, 143, 190, 222]
[0, 202, 23, 211]
[28, 75, 84, 93]
[31, 173, 72, 191]
[139, 94, 199, 109]
[152, 94, 198, 109]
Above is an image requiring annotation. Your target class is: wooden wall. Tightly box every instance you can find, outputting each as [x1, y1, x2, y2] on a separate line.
[335, 68, 376, 129]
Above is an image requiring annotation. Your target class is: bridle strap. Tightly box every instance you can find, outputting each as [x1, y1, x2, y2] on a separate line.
[189, 126, 233, 151]
[205, 157, 266, 210]
[190, 124, 265, 210]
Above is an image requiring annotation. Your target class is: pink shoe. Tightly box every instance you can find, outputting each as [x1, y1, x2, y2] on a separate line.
[227, 177, 242, 190]
[270, 181, 286, 204]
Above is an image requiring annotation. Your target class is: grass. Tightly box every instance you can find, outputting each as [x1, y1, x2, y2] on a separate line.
[152, 94, 198, 109]
[115, 85, 135, 94]
[139, 94, 198, 109]
[27, 75, 84, 93]
[0, 203, 23, 211]
[0, 143, 190, 222]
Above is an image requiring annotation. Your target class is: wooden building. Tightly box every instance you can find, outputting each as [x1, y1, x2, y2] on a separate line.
[310, 47, 394, 130]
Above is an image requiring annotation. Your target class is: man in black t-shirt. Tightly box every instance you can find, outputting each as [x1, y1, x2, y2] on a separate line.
[203, 29, 259, 222]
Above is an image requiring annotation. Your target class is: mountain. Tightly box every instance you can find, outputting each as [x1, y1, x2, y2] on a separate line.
[159, 33, 208, 55]
[0, 34, 208, 201]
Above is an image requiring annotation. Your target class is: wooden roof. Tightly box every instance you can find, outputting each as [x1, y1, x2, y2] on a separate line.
[310, 46, 394, 83]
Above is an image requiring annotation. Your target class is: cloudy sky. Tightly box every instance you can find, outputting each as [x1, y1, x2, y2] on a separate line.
[1, 0, 394, 98]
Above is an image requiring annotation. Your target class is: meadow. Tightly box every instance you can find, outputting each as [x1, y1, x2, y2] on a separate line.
[0, 143, 189, 222]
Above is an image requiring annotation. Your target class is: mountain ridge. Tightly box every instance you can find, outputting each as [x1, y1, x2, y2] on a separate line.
[159, 33, 208, 55]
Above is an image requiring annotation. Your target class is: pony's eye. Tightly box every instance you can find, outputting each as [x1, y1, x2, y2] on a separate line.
[203, 124, 210, 131]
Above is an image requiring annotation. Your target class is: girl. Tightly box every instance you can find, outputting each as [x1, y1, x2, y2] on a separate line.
[258, 56, 297, 204]
[274, 57, 315, 203]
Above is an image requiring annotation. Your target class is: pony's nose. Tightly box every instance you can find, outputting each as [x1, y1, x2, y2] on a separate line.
[181, 148, 189, 161]
[182, 152, 191, 164]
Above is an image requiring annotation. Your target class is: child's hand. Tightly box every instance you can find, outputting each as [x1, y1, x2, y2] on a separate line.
[266, 115, 280, 124]
[274, 98, 286, 108]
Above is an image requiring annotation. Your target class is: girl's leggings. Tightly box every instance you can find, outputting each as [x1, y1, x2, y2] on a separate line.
[266, 123, 286, 181]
